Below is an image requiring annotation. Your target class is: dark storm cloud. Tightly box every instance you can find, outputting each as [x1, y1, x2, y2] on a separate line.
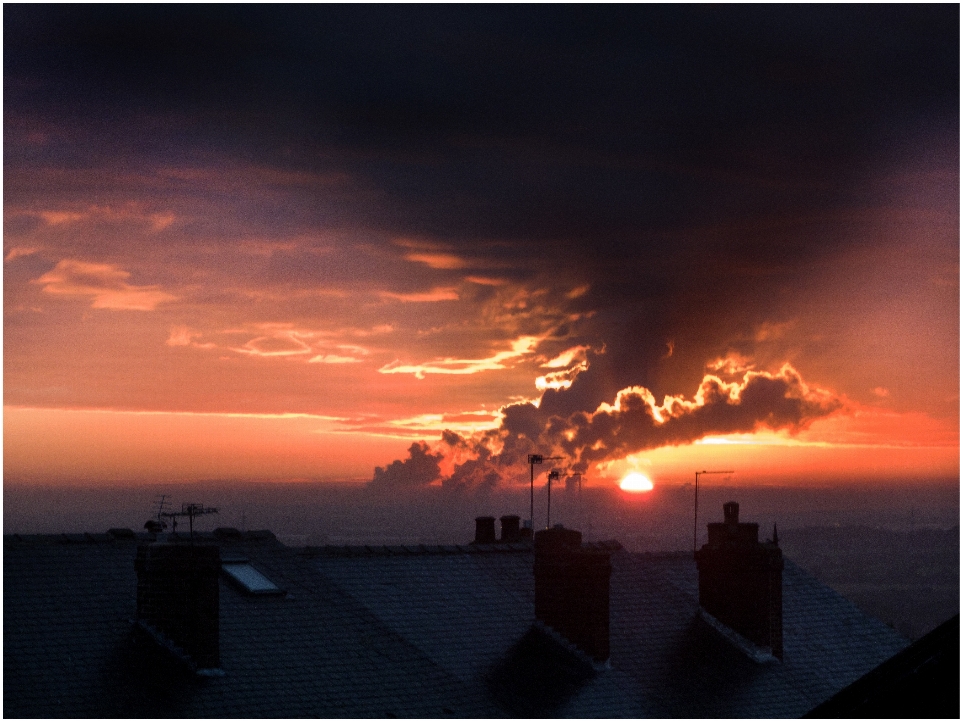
[7, 6, 955, 232]
[369, 441, 443, 489]
[538, 365, 842, 472]
[6, 6, 956, 480]
[383, 364, 845, 488]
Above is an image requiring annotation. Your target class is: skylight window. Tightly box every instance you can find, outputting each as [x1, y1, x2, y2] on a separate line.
[222, 561, 283, 595]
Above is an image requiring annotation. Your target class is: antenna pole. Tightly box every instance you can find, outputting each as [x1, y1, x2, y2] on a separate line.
[693, 470, 734, 553]
[160, 503, 219, 542]
[547, 470, 559, 529]
[527, 454, 563, 531]
[529, 456, 538, 532]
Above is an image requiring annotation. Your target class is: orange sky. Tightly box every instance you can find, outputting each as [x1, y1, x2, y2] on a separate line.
[4, 7, 958, 490]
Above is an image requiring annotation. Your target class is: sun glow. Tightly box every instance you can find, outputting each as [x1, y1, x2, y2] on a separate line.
[619, 472, 654, 493]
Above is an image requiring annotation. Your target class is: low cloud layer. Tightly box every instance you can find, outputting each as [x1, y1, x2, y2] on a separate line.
[369, 441, 443, 489]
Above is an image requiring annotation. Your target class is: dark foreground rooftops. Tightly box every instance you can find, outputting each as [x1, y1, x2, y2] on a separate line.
[5, 525, 910, 718]
[805, 613, 960, 719]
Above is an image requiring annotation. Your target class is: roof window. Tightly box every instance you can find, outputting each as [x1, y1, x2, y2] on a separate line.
[221, 561, 284, 595]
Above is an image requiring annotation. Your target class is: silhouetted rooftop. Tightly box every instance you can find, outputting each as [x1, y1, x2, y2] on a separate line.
[4, 529, 908, 717]
[805, 613, 959, 719]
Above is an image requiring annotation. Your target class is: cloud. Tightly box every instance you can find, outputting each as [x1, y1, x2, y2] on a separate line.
[370, 363, 844, 488]
[754, 320, 795, 342]
[233, 331, 313, 357]
[541, 345, 590, 369]
[466, 276, 508, 286]
[707, 352, 756, 376]
[378, 335, 541, 379]
[308, 354, 363, 364]
[227, 324, 373, 363]
[166, 326, 217, 349]
[535, 362, 588, 391]
[379, 287, 460, 302]
[5, 247, 39, 262]
[38, 211, 86, 226]
[545, 364, 843, 471]
[403, 252, 469, 270]
[33, 259, 176, 310]
[33, 205, 176, 231]
[166, 321, 379, 364]
[369, 441, 443, 489]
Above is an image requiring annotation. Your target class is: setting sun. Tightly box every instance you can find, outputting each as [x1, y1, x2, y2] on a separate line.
[620, 472, 654, 493]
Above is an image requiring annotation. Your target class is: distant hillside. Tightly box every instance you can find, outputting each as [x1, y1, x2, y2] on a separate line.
[779, 525, 959, 641]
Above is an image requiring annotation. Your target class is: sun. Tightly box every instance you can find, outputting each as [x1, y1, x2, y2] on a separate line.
[619, 472, 654, 493]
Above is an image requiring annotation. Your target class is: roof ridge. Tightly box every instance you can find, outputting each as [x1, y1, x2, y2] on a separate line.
[299, 541, 535, 557]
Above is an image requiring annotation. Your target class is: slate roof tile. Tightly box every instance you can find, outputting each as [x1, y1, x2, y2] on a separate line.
[5, 531, 906, 718]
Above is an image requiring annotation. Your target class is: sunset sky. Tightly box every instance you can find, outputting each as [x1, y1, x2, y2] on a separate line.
[5, 6, 958, 488]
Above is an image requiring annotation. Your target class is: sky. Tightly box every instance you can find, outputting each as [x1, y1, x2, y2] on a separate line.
[4, 6, 958, 490]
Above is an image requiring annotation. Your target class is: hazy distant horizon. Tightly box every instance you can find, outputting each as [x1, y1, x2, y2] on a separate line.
[6, 476, 957, 547]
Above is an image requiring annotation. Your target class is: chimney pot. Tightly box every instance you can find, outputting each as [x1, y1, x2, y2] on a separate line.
[723, 501, 739, 525]
[474, 516, 496, 544]
[500, 515, 521, 543]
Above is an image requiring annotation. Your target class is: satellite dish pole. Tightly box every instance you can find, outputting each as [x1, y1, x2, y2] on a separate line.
[694, 470, 734, 553]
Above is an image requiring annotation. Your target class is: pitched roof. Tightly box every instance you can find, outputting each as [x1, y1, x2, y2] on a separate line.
[4, 530, 907, 718]
[804, 613, 959, 719]
[309, 543, 908, 718]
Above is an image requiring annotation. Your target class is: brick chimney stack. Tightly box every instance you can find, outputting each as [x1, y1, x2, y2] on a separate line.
[534, 526, 611, 663]
[695, 501, 784, 659]
[135, 541, 221, 670]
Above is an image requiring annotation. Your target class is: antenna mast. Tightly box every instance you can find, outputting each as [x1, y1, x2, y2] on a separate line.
[693, 470, 734, 553]
[160, 503, 219, 541]
[527, 454, 563, 531]
[546, 469, 582, 530]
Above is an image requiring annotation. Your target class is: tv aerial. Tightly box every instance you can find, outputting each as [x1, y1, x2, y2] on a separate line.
[161, 503, 219, 540]
[527, 454, 564, 530]
[693, 469, 734, 552]
[546, 469, 583, 530]
[144, 494, 170, 533]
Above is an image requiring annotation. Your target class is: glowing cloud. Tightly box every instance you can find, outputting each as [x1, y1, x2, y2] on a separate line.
[536, 362, 589, 391]
[466, 276, 508, 286]
[541, 345, 590, 369]
[33, 205, 176, 231]
[378, 335, 542, 379]
[370, 363, 846, 490]
[166, 326, 216, 349]
[32, 259, 176, 311]
[308, 354, 363, 364]
[545, 364, 843, 471]
[5, 247, 39, 262]
[379, 287, 460, 302]
[403, 252, 469, 270]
